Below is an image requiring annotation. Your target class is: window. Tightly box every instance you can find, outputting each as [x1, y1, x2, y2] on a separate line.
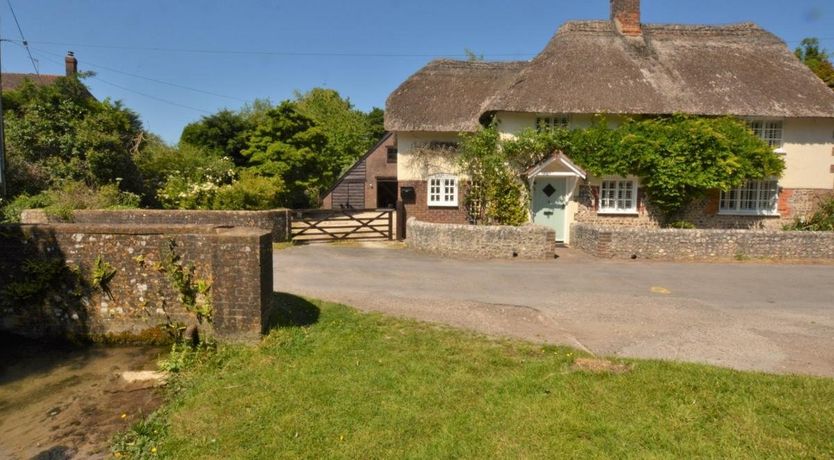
[428, 174, 458, 207]
[748, 120, 783, 148]
[386, 146, 397, 164]
[536, 115, 569, 131]
[719, 179, 779, 216]
[599, 178, 638, 214]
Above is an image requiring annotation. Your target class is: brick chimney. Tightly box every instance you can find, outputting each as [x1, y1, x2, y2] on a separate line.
[611, 0, 642, 36]
[65, 51, 77, 76]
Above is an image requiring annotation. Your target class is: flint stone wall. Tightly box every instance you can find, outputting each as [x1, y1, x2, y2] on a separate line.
[571, 223, 834, 260]
[21, 208, 291, 242]
[406, 218, 555, 259]
[0, 223, 273, 343]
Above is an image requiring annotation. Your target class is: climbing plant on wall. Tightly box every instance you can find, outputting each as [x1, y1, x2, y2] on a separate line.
[462, 115, 784, 224]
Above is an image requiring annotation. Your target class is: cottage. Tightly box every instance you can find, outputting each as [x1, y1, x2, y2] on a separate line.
[385, 0, 834, 243]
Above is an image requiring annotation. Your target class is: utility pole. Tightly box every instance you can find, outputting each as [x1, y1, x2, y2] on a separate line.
[0, 24, 6, 199]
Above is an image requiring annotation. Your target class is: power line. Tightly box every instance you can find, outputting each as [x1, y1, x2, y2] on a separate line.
[29, 50, 213, 115]
[5, 0, 39, 78]
[18, 39, 537, 59]
[29, 46, 246, 103]
[92, 76, 212, 114]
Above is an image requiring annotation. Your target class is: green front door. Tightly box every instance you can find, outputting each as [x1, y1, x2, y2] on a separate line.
[532, 177, 567, 241]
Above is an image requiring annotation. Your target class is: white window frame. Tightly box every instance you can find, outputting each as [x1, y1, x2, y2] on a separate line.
[536, 115, 570, 131]
[719, 179, 779, 216]
[428, 174, 458, 207]
[747, 119, 784, 149]
[598, 177, 638, 215]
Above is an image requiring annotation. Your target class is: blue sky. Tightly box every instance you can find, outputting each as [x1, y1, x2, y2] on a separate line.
[2, 0, 833, 144]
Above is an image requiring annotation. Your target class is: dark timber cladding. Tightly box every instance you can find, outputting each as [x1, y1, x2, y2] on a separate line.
[322, 132, 397, 210]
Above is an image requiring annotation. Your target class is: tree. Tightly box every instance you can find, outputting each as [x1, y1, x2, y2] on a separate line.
[2, 76, 145, 198]
[365, 107, 386, 144]
[294, 88, 377, 177]
[241, 102, 329, 208]
[795, 38, 834, 90]
[180, 109, 252, 165]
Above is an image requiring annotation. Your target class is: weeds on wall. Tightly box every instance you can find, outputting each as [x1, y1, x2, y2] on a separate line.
[91, 255, 117, 300]
[155, 239, 213, 324]
[784, 196, 834, 231]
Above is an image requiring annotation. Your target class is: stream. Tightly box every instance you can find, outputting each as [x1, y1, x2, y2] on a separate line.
[0, 335, 164, 459]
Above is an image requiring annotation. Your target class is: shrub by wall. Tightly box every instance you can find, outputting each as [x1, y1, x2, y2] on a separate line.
[571, 223, 834, 260]
[406, 218, 555, 259]
[0, 223, 273, 343]
[20, 208, 291, 242]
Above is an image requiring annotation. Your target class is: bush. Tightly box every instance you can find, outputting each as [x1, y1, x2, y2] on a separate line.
[0, 181, 140, 222]
[784, 196, 834, 231]
[212, 174, 285, 210]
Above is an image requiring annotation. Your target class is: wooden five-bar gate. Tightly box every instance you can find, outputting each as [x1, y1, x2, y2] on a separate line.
[291, 209, 395, 242]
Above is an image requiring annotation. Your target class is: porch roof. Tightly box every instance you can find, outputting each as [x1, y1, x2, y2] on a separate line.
[524, 151, 587, 179]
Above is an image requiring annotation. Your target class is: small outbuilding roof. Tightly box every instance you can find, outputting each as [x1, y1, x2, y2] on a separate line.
[385, 20, 834, 133]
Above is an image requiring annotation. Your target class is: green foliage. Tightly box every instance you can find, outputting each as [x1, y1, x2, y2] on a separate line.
[365, 107, 386, 143]
[2, 76, 145, 197]
[156, 240, 213, 324]
[180, 109, 253, 165]
[500, 115, 784, 223]
[211, 173, 285, 210]
[91, 255, 117, 299]
[795, 38, 834, 90]
[784, 196, 834, 231]
[458, 125, 528, 225]
[241, 101, 329, 207]
[669, 220, 696, 229]
[295, 88, 377, 169]
[0, 181, 140, 223]
[464, 48, 485, 61]
[1, 193, 52, 223]
[1, 258, 71, 306]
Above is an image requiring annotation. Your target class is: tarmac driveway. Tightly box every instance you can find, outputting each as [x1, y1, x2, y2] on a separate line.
[274, 244, 834, 377]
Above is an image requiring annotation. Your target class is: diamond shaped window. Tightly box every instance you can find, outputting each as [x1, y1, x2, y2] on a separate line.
[542, 184, 556, 197]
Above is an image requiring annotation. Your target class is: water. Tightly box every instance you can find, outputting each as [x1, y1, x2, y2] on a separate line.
[0, 337, 164, 459]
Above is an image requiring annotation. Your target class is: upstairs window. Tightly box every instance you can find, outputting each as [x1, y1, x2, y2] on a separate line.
[536, 115, 569, 131]
[748, 120, 783, 148]
[599, 178, 638, 214]
[428, 174, 458, 207]
[386, 146, 397, 164]
[719, 179, 779, 216]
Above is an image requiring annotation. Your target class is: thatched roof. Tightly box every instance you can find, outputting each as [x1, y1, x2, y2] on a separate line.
[386, 21, 834, 133]
[384, 60, 527, 132]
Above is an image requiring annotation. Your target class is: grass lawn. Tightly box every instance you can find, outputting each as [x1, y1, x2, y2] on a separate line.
[116, 294, 834, 459]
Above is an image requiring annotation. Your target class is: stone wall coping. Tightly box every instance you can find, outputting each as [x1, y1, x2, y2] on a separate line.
[573, 223, 832, 236]
[2, 223, 270, 238]
[407, 217, 552, 233]
[59, 208, 289, 216]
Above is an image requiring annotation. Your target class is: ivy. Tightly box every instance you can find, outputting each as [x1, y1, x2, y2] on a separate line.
[488, 115, 785, 224]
